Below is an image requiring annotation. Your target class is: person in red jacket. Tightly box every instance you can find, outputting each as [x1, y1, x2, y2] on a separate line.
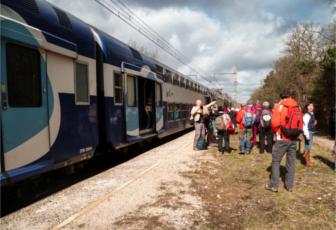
[236, 104, 255, 154]
[265, 90, 299, 193]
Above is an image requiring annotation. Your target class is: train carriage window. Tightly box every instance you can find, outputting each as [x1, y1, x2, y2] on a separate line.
[155, 65, 164, 75]
[175, 103, 181, 119]
[75, 62, 89, 103]
[198, 85, 201, 93]
[6, 43, 42, 107]
[190, 83, 194, 91]
[127, 76, 136, 107]
[114, 73, 123, 105]
[194, 84, 198, 92]
[167, 103, 174, 121]
[156, 83, 162, 107]
[180, 77, 185, 88]
[186, 80, 190, 90]
[181, 104, 187, 119]
[173, 74, 179, 85]
[166, 70, 172, 83]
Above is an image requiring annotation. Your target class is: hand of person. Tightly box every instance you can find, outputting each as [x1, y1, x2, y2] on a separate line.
[306, 136, 310, 140]
[314, 120, 317, 125]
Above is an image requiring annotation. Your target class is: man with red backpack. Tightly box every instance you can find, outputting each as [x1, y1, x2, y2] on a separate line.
[265, 90, 302, 193]
[256, 101, 273, 154]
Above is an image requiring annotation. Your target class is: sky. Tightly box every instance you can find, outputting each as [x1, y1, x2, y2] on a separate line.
[48, 0, 333, 103]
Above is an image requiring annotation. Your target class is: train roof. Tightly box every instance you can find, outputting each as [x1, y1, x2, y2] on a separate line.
[1, 0, 213, 93]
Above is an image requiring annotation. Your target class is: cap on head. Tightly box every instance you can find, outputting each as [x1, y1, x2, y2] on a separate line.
[263, 101, 269, 107]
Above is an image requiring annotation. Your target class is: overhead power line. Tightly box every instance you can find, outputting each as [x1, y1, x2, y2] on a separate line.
[94, 0, 220, 87]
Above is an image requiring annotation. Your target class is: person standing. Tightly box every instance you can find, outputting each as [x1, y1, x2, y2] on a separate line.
[236, 104, 255, 154]
[207, 107, 217, 146]
[330, 104, 335, 164]
[265, 90, 300, 192]
[216, 107, 233, 155]
[253, 101, 262, 148]
[191, 100, 216, 150]
[191, 100, 205, 151]
[256, 101, 273, 154]
[303, 102, 317, 167]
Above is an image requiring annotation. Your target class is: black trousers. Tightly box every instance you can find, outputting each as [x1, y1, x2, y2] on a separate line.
[259, 127, 273, 153]
[218, 130, 230, 153]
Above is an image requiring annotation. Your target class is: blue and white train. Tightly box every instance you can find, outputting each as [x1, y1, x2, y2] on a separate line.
[0, 0, 221, 187]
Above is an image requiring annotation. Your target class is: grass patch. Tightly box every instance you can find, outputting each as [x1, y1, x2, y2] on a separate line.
[77, 223, 85, 228]
[186, 134, 336, 229]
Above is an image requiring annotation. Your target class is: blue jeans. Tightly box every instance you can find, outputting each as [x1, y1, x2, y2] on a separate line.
[304, 133, 314, 150]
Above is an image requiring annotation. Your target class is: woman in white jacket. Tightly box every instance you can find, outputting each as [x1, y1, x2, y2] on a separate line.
[303, 102, 317, 167]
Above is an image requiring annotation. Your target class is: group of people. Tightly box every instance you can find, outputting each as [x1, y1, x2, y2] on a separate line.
[190, 90, 331, 193]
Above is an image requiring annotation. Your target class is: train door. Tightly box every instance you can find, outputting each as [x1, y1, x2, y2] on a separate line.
[124, 74, 139, 139]
[1, 41, 50, 171]
[138, 78, 156, 135]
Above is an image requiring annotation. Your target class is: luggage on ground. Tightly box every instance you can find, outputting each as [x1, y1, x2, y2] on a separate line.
[196, 137, 207, 150]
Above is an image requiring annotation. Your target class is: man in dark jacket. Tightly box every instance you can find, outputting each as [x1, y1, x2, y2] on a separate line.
[256, 101, 273, 154]
[229, 108, 237, 128]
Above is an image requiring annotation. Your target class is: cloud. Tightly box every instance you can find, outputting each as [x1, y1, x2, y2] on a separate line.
[47, 0, 332, 102]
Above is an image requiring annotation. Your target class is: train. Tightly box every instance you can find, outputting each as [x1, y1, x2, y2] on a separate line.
[0, 0, 231, 187]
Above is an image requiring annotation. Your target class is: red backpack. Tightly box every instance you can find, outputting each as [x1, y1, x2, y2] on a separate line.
[280, 106, 303, 137]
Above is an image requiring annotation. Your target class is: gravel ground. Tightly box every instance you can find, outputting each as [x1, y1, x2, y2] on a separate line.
[0, 131, 206, 230]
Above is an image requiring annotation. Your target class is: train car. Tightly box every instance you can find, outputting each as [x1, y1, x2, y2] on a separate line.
[0, 0, 216, 187]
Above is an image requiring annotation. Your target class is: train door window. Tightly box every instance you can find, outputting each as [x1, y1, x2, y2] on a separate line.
[114, 73, 123, 105]
[180, 77, 185, 88]
[127, 76, 136, 107]
[156, 83, 162, 107]
[166, 70, 172, 83]
[181, 104, 187, 119]
[75, 62, 89, 103]
[186, 80, 190, 90]
[167, 103, 174, 121]
[173, 74, 179, 85]
[175, 103, 181, 120]
[6, 43, 42, 107]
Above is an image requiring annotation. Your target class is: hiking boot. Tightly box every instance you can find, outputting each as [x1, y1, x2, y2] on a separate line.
[260, 152, 264, 154]
[287, 188, 293, 192]
[265, 184, 278, 192]
[193, 148, 199, 151]
[239, 150, 245, 155]
[246, 151, 251, 155]
[305, 150, 316, 167]
[224, 152, 231, 156]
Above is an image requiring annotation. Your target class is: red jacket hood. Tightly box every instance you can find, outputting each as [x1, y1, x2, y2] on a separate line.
[280, 98, 298, 107]
[254, 105, 262, 109]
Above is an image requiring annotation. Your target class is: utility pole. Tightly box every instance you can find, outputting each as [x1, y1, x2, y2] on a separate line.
[240, 88, 242, 106]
